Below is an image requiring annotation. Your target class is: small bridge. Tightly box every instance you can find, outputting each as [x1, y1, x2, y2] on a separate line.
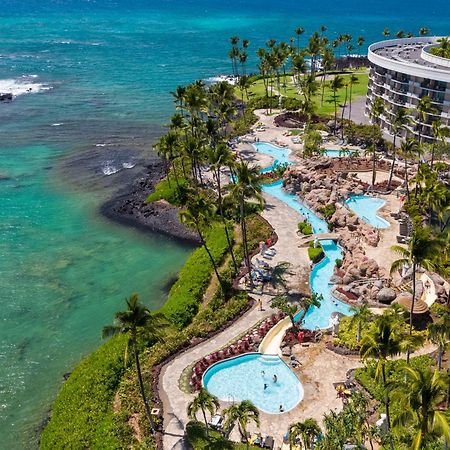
[298, 233, 340, 247]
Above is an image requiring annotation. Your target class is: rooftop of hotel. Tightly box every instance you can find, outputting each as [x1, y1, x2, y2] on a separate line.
[371, 38, 450, 73]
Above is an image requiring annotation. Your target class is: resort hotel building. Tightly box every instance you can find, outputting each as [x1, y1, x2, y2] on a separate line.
[366, 37, 450, 142]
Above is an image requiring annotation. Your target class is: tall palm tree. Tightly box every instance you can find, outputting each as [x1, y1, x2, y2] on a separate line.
[179, 192, 224, 290]
[329, 74, 345, 134]
[349, 300, 373, 343]
[229, 161, 263, 280]
[102, 294, 159, 433]
[360, 312, 408, 450]
[289, 418, 321, 450]
[399, 138, 419, 200]
[187, 388, 220, 436]
[383, 28, 391, 39]
[295, 27, 305, 53]
[419, 27, 430, 36]
[357, 36, 365, 54]
[223, 400, 260, 448]
[396, 30, 406, 39]
[347, 74, 359, 121]
[392, 366, 450, 449]
[320, 47, 335, 106]
[428, 311, 450, 369]
[340, 79, 349, 140]
[390, 226, 438, 362]
[416, 95, 437, 145]
[207, 143, 238, 273]
[431, 120, 450, 168]
[388, 107, 411, 189]
[270, 295, 298, 330]
[295, 293, 322, 327]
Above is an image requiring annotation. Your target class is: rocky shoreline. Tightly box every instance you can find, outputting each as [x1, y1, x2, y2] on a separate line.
[101, 159, 200, 244]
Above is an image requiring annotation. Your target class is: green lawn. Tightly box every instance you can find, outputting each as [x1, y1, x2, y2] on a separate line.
[237, 72, 368, 117]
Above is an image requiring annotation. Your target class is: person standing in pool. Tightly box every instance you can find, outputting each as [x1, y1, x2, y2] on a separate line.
[279, 405, 284, 412]
[264, 383, 268, 390]
[273, 374, 277, 383]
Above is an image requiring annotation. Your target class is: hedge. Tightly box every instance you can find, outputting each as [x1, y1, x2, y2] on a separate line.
[40, 335, 129, 450]
[160, 222, 230, 328]
[308, 241, 324, 263]
[297, 220, 313, 235]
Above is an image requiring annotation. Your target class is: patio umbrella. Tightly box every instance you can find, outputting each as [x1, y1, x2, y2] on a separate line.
[396, 293, 429, 314]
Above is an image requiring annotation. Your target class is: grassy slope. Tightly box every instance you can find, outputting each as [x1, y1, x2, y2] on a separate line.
[238, 72, 368, 116]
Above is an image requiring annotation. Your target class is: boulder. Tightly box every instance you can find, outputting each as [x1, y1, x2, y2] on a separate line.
[376, 287, 397, 304]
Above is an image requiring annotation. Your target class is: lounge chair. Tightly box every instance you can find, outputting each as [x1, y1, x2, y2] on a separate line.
[263, 436, 275, 449]
[209, 414, 223, 430]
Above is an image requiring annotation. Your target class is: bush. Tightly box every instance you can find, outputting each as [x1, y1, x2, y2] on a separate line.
[281, 96, 302, 110]
[335, 258, 343, 268]
[319, 203, 336, 219]
[333, 316, 361, 350]
[185, 420, 260, 449]
[160, 223, 230, 328]
[303, 130, 323, 157]
[308, 241, 324, 263]
[297, 220, 313, 235]
[40, 335, 128, 450]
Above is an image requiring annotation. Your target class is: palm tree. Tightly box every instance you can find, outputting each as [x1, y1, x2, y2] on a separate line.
[294, 27, 305, 53]
[349, 301, 373, 343]
[289, 418, 321, 450]
[419, 27, 430, 36]
[396, 30, 406, 39]
[383, 28, 391, 39]
[360, 312, 407, 450]
[387, 107, 411, 190]
[357, 36, 365, 54]
[207, 143, 238, 273]
[329, 74, 345, 134]
[320, 47, 335, 106]
[428, 311, 450, 369]
[399, 138, 419, 200]
[229, 161, 263, 280]
[102, 294, 158, 433]
[179, 192, 224, 290]
[416, 95, 437, 145]
[270, 295, 298, 330]
[392, 366, 450, 449]
[390, 226, 438, 362]
[229, 36, 240, 77]
[431, 120, 450, 168]
[187, 388, 220, 436]
[340, 79, 349, 140]
[223, 400, 260, 448]
[347, 74, 359, 121]
[368, 98, 384, 189]
[295, 293, 322, 328]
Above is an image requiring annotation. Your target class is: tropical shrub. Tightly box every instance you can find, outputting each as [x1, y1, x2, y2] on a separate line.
[297, 220, 313, 235]
[308, 241, 324, 263]
[319, 203, 336, 219]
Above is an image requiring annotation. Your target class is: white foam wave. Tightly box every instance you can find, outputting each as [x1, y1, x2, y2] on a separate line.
[51, 123, 63, 126]
[95, 143, 106, 147]
[101, 161, 120, 176]
[122, 162, 136, 169]
[205, 75, 238, 86]
[0, 77, 52, 98]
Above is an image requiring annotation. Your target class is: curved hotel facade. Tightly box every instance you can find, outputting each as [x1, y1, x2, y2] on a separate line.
[366, 37, 450, 142]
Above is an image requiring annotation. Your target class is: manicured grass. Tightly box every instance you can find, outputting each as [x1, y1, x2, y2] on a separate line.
[298, 220, 313, 235]
[308, 241, 324, 263]
[239, 72, 368, 117]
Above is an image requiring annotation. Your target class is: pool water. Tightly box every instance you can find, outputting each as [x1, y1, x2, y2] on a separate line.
[203, 353, 303, 414]
[253, 142, 292, 168]
[345, 195, 390, 229]
[323, 149, 357, 157]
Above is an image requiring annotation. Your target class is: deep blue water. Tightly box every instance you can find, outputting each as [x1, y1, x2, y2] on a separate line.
[0, 1, 449, 448]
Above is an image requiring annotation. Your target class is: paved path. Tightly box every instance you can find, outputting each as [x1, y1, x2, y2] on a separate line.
[159, 192, 312, 450]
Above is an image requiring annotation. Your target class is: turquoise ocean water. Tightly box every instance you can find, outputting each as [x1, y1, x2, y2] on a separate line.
[1, 1, 449, 447]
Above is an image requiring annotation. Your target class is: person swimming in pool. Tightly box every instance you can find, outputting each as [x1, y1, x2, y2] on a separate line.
[279, 404, 284, 412]
[264, 383, 268, 390]
[273, 374, 277, 383]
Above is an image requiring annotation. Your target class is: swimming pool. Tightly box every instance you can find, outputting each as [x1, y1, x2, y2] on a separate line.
[323, 149, 357, 157]
[203, 353, 303, 414]
[345, 195, 390, 229]
[252, 142, 292, 168]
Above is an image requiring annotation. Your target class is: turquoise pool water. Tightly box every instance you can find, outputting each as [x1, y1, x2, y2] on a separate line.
[345, 195, 390, 229]
[203, 353, 303, 414]
[256, 140, 352, 329]
[253, 142, 292, 170]
[323, 149, 357, 157]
